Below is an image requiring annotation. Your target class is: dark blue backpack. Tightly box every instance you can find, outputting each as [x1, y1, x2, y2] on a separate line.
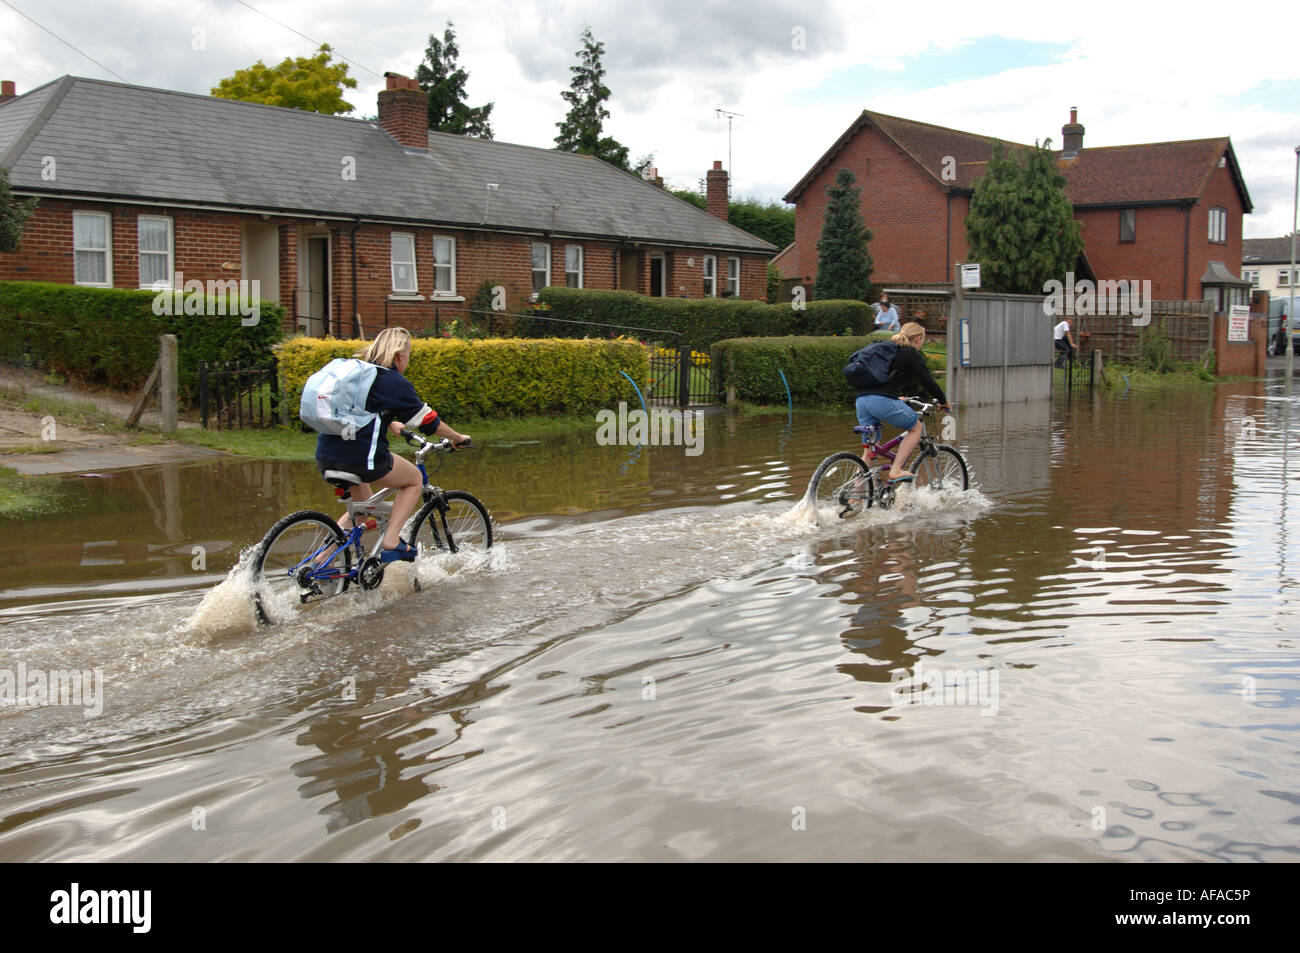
[844, 341, 899, 390]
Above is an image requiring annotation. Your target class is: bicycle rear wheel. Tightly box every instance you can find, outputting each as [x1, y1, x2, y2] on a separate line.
[252, 510, 351, 624]
[411, 491, 493, 556]
[808, 452, 872, 519]
[909, 445, 969, 492]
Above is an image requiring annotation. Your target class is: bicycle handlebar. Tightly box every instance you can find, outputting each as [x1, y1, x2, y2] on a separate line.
[400, 429, 473, 456]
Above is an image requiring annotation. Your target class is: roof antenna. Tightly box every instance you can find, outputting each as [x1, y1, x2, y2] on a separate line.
[714, 106, 742, 197]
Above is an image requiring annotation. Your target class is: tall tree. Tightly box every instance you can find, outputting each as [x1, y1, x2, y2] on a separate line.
[965, 139, 1083, 294]
[667, 185, 795, 249]
[0, 168, 38, 253]
[814, 168, 873, 301]
[555, 27, 630, 170]
[415, 22, 494, 138]
[212, 44, 357, 114]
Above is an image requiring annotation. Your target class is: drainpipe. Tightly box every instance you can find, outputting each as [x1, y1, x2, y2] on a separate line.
[945, 190, 952, 279]
[351, 217, 361, 337]
[1182, 201, 1191, 299]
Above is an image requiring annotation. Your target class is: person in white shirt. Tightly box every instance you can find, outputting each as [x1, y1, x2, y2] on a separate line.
[1053, 317, 1076, 367]
[873, 294, 901, 332]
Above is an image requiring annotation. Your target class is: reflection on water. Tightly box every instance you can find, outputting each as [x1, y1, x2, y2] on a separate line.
[0, 380, 1297, 861]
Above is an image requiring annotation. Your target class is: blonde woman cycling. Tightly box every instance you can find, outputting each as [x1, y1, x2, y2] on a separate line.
[853, 321, 950, 483]
[314, 328, 470, 562]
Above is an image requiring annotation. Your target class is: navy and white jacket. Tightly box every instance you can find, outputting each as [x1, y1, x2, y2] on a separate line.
[314, 365, 439, 471]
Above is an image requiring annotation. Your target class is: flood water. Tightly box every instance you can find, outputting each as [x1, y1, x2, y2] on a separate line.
[1, 379, 1297, 862]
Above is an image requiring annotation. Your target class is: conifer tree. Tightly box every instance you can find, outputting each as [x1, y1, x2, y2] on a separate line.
[555, 27, 630, 171]
[814, 168, 873, 301]
[415, 22, 494, 139]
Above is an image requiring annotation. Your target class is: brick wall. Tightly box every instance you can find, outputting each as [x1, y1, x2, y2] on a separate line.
[1076, 205, 1189, 298]
[1213, 312, 1266, 377]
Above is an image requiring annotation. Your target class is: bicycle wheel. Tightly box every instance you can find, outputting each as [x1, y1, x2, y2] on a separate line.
[908, 444, 969, 492]
[411, 491, 493, 556]
[252, 510, 351, 624]
[808, 452, 872, 519]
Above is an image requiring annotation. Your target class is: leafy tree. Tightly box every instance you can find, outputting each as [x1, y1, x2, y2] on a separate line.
[965, 139, 1083, 294]
[212, 44, 357, 114]
[668, 185, 705, 209]
[667, 185, 794, 249]
[0, 168, 37, 253]
[766, 261, 781, 304]
[415, 22, 494, 138]
[555, 27, 630, 170]
[814, 168, 873, 301]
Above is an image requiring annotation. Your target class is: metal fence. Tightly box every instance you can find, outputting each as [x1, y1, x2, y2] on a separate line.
[199, 357, 281, 429]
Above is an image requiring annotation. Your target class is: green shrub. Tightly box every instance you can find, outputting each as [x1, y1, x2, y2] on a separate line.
[277, 335, 648, 422]
[535, 286, 874, 349]
[1137, 322, 1176, 374]
[712, 334, 944, 407]
[0, 280, 282, 400]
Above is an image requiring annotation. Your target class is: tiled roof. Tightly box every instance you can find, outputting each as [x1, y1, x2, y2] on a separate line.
[1243, 236, 1300, 264]
[0, 76, 774, 253]
[784, 109, 1251, 212]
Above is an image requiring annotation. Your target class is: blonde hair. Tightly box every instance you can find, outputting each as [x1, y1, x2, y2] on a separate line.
[892, 322, 926, 348]
[357, 327, 412, 369]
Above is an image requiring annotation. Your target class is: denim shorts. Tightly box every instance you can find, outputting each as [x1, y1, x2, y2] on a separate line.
[855, 394, 917, 442]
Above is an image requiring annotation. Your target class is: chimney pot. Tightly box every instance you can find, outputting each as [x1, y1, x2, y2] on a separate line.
[712, 160, 722, 171]
[1061, 108, 1085, 156]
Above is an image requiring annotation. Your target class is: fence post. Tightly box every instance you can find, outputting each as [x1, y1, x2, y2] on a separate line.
[159, 333, 178, 433]
[199, 361, 208, 429]
[678, 344, 691, 407]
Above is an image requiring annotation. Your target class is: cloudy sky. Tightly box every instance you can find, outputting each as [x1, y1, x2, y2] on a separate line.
[3, 0, 1299, 238]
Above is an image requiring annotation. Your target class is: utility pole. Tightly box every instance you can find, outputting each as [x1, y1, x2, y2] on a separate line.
[715, 106, 742, 197]
[1288, 145, 1298, 382]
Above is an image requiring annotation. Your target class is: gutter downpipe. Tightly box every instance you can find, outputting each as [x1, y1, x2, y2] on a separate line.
[351, 217, 361, 338]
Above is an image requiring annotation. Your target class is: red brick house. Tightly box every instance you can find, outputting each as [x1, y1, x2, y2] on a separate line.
[0, 75, 774, 336]
[781, 109, 1253, 309]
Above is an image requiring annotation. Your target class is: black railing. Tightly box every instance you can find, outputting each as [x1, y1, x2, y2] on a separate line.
[1056, 348, 1094, 396]
[199, 357, 280, 428]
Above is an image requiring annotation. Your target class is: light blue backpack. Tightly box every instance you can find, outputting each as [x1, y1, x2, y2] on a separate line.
[299, 359, 379, 439]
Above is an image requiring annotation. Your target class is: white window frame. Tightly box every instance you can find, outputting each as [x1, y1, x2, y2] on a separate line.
[390, 232, 418, 294]
[725, 257, 740, 297]
[1208, 207, 1226, 244]
[137, 214, 173, 289]
[531, 242, 551, 298]
[565, 244, 583, 288]
[73, 211, 112, 288]
[1281, 269, 1296, 287]
[1244, 270, 1258, 287]
[702, 255, 716, 297]
[432, 235, 456, 296]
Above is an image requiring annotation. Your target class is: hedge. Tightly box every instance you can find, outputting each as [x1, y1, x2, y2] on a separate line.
[532, 287, 874, 350]
[0, 280, 283, 399]
[277, 335, 649, 422]
[711, 334, 946, 407]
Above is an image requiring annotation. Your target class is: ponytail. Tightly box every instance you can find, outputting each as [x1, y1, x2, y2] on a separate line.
[892, 322, 926, 348]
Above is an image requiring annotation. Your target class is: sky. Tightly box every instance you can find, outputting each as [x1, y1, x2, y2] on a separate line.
[2, 0, 1299, 239]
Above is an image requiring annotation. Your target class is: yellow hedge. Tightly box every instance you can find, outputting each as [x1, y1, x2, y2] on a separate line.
[276, 336, 649, 421]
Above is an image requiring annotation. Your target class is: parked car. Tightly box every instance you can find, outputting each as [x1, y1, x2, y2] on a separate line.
[1268, 301, 1300, 355]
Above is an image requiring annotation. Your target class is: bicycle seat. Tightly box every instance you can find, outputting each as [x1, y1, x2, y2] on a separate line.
[323, 469, 363, 486]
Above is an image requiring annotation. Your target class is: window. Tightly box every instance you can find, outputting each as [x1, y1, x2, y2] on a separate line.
[1119, 208, 1136, 243]
[1208, 207, 1227, 243]
[725, 257, 740, 297]
[391, 233, 417, 292]
[73, 211, 111, 287]
[702, 255, 716, 297]
[138, 215, 173, 288]
[1244, 270, 1259, 287]
[432, 236, 455, 294]
[531, 243, 551, 296]
[1281, 269, 1299, 287]
[565, 245, 583, 288]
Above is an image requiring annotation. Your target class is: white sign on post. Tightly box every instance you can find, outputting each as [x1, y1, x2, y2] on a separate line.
[1228, 304, 1250, 343]
[961, 263, 981, 290]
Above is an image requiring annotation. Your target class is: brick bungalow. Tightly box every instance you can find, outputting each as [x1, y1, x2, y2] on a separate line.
[0, 75, 774, 336]
[781, 108, 1253, 311]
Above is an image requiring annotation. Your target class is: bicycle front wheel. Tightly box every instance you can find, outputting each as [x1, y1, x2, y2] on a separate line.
[909, 445, 969, 492]
[252, 510, 351, 624]
[808, 452, 872, 519]
[411, 491, 493, 556]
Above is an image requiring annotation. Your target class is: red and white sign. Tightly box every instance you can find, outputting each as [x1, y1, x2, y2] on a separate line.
[1228, 305, 1250, 343]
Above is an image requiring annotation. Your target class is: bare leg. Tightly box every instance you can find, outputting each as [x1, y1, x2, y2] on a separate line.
[890, 421, 924, 480]
[368, 456, 423, 550]
[338, 483, 372, 532]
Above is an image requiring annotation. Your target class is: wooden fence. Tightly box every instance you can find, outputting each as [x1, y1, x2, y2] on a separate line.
[1063, 299, 1215, 364]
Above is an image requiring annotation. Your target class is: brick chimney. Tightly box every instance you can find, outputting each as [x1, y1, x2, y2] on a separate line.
[1061, 107, 1084, 156]
[706, 160, 728, 220]
[644, 166, 664, 189]
[378, 73, 427, 149]
[0, 81, 16, 105]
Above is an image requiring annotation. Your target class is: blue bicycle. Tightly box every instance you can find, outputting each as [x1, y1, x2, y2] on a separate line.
[251, 431, 492, 624]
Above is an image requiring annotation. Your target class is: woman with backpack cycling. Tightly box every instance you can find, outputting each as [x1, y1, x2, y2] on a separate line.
[314, 327, 471, 562]
[853, 321, 950, 483]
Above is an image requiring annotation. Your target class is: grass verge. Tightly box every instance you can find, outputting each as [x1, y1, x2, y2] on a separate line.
[0, 465, 67, 518]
